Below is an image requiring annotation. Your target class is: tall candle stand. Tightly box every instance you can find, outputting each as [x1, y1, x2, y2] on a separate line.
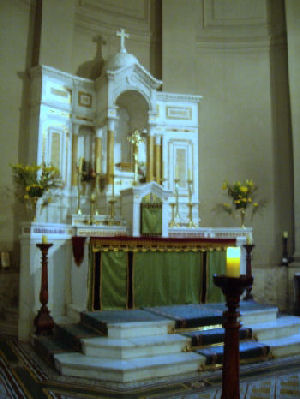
[213, 275, 253, 399]
[243, 244, 255, 300]
[34, 243, 54, 335]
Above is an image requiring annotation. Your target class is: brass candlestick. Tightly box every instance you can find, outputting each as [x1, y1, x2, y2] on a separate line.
[108, 198, 117, 223]
[174, 178, 181, 226]
[90, 193, 96, 225]
[77, 169, 82, 215]
[94, 173, 101, 216]
[169, 203, 176, 227]
[187, 179, 196, 227]
[187, 203, 196, 227]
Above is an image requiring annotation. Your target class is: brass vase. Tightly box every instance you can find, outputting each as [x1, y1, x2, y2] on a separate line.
[25, 197, 38, 222]
[239, 209, 246, 228]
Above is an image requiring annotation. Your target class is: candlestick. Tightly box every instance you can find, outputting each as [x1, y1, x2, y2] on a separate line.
[174, 178, 181, 226]
[243, 244, 255, 299]
[213, 274, 253, 399]
[34, 243, 54, 335]
[169, 203, 176, 227]
[226, 247, 240, 277]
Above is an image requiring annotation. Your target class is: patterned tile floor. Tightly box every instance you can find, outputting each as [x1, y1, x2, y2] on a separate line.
[170, 373, 300, 399]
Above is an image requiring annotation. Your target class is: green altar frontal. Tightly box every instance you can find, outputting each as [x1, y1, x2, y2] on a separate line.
[88, 237, 235, 311]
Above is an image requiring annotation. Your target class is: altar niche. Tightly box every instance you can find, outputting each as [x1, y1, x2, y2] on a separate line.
[114, 90, 149, 189]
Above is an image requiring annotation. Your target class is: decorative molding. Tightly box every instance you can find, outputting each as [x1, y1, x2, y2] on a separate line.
[196, 0, 286, 50]
[75, 0, 151, 37]
[166, 107, 192, 121]
[203, 0, 268, 28]
[78, 91, 93, 108]
[157, 92, 202, 103]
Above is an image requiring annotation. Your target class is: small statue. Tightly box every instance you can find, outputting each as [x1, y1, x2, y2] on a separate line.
[128, 130, 143, 185]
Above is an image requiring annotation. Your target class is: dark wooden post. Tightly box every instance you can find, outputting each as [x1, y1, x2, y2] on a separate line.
[243, 244, 255, 300]
[34, 243, 54, 335]
[213, 275, 253, 399]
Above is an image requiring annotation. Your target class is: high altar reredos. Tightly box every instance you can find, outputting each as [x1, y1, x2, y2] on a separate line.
[18, 30, 252, 340]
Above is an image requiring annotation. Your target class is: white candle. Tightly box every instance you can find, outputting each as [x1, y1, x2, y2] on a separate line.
[226, 247, 240, 277]
[42, 235, 48, 244]
[283, 231, 288, 238]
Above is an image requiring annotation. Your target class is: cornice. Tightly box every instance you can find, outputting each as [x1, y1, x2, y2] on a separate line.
[157, 92, 203, 103]
[30, 65, 95, 85]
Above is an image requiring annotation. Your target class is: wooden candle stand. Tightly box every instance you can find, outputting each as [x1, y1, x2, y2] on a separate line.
[213, 275, 253, 399]
[243, 244, 255, 300]
[34, 243, 54, 335]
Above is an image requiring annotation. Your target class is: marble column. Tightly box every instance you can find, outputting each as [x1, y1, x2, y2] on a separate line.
[155, 135, 162, 184]
[95, 127, 102, 174]
[107, 119, 115, 185]
[71, 124, 79, 186]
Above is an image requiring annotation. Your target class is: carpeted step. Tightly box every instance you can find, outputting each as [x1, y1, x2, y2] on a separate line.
[81, 333, 190, 359]
[55, 323, 102, 352]
[81, 309, 173, 338]
[145, 304, 223, 329]
[260, 333, 300, 358]
[34, 335, 74, 367]
[182, 327, 252, 347]
[246, 316, 300, 341]
[196, 341, 270, 365]
[54, 351, 205, 383]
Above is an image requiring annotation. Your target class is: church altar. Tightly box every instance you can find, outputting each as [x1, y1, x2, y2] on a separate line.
[18, 30, 253, 340]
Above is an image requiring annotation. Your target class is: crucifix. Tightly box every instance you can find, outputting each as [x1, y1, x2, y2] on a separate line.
[116, 28, 129, 54]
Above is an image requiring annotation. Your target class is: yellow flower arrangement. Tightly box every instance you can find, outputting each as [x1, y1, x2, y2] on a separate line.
[217, 179, 264, 226]
[10, 163, 60, 202]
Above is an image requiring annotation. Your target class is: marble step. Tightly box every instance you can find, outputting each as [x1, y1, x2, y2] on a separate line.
[81, 310, 173, 339]
[261, 334, 300, 358]
[54, 351, 205, 383]
[182, 327, 252, 347]
[34, 335, 74, 366]
[196, 340, 270, 365]
[81, 333, 190, 359]
[55, 323, 103, 352]
[239, 306, 278, 325]
[247, 316, 300, 341]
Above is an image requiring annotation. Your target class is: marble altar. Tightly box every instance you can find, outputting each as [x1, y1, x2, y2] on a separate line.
[18, 30, 252, 340]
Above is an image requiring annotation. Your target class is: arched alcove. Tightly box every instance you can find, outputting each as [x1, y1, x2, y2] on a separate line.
[115, 90, 149, 171]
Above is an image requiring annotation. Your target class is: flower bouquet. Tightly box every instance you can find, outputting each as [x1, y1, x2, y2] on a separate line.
[11, 163, 60, 220]
[217, 179, 263, 227]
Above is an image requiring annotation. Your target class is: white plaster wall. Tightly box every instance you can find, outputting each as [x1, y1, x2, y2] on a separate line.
[162, 0, 293, 275]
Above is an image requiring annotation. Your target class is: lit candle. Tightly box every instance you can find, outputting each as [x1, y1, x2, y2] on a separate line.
[283, 231, 288, 239]
[226, 247, 240, 277]
[246, 234, 252, 245]
[42, 235, 48, 244]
